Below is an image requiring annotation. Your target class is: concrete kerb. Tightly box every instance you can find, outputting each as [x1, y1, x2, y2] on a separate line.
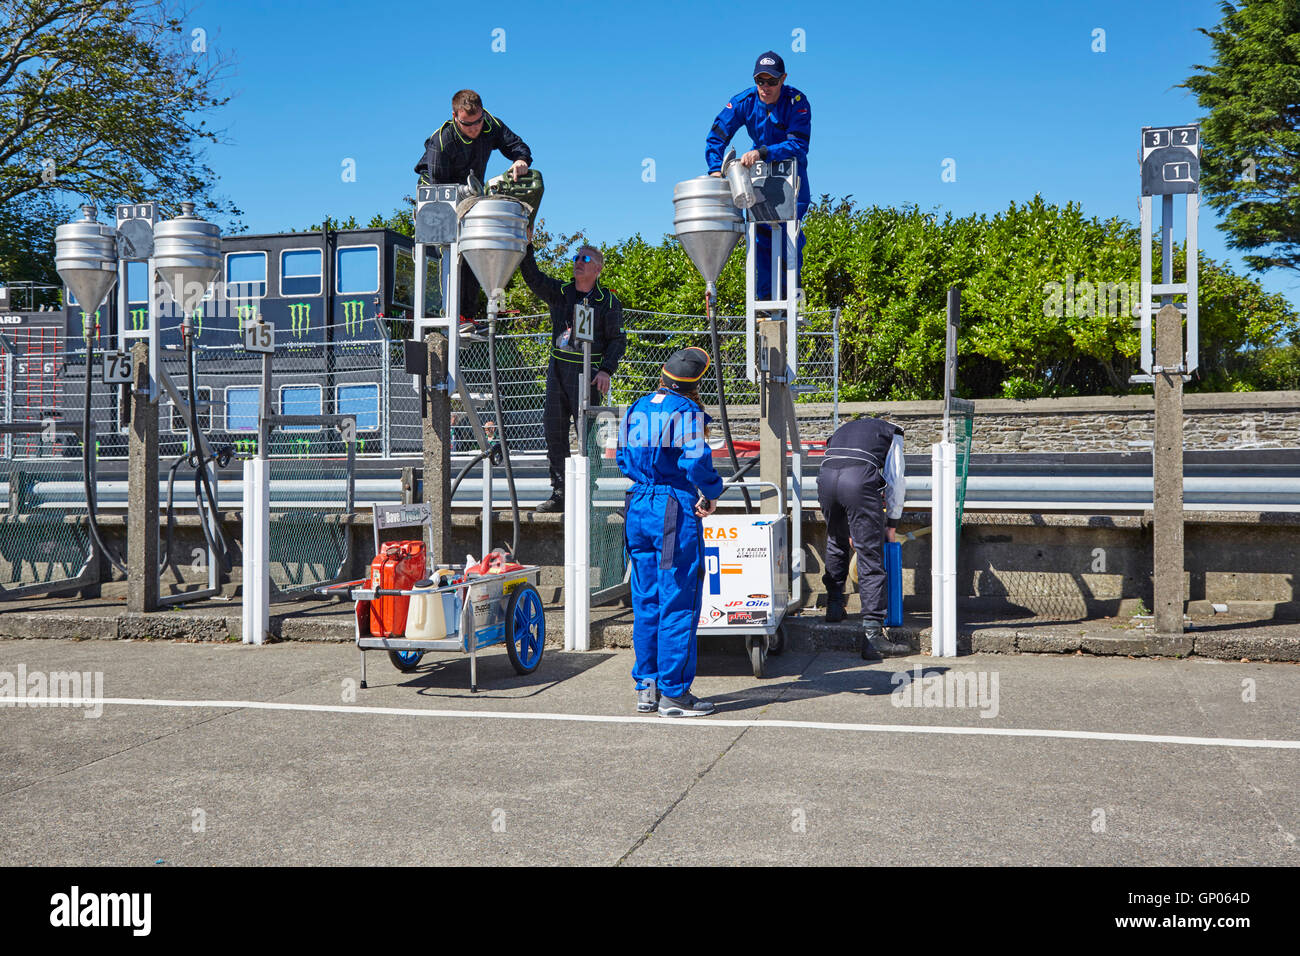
[3, 580, 1298, 661]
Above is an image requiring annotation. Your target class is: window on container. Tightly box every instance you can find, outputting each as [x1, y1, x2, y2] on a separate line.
[281, 248, 322, 297]
[169, 387, 212, 433]
[226, 386, 260, 431]
[126, 261, 149, 303]
[337, 383, 380, 432]
[336, 245, 379, 294]
[393, 249, 414, 309]
[279, 384, 322, 432]
[226, 251, 267, 299]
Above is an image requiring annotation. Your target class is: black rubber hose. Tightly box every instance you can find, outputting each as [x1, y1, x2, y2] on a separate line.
[450, 446, 494, 500]
[706, 288, 753, 512]
[81, 329, 127, 575]
[185, 324, 231, 573]
[486, 308, 520, 557]
[161, 451, 189, 579]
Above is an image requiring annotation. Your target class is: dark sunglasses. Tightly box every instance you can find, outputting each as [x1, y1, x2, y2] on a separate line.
[755, 75, 781, 87]
[457, 113, 485, 127]
[573, 254, 594, 264]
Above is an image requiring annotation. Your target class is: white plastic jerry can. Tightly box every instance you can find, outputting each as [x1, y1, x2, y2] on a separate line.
[406, 570, 458, 640]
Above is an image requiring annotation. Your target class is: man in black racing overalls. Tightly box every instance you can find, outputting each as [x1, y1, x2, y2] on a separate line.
[818, 415, 911, 658]
[519, 229, 626, 513]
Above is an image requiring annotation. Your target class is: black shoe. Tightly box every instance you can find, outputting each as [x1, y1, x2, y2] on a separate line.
[825, 599, 846, 623]
[861, 623, 909, 659]
[534, 492, 564, 514]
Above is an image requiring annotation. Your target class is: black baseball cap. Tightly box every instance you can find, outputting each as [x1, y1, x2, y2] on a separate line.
[753, 51, 785, 78]
[661, 346, 711, 392]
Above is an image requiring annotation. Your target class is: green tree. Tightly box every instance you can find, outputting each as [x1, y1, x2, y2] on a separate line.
[0, 0, 239, 221]
[0, 192, 67, 307]
[1183, 0, 1300, 273]
[308, 195, 1298, 398]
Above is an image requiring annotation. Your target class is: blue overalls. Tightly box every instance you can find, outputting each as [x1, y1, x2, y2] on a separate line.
[617, 389, 725, 699]
[706, 84, 812, 300]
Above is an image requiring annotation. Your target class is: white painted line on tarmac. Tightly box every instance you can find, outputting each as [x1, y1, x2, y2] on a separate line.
[8, 696, 1300, 750]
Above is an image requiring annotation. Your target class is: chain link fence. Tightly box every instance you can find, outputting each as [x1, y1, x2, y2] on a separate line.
[265, 424, 355, 597]
[1, 309, 837, 492]
[0, 426, 93, 594]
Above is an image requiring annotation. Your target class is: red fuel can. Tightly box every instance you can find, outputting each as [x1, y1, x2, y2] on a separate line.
[368, 540, 427, 637]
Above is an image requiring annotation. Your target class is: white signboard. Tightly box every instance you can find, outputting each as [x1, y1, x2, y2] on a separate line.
[573, 303, 594, 344]
[697, 515, 788, 629]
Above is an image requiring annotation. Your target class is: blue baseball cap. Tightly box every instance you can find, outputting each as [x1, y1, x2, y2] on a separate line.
[753, 51, 785, 78]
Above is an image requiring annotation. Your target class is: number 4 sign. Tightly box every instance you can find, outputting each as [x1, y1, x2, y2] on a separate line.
[244, 321, 274, 354]
[573, 304, 594, 344]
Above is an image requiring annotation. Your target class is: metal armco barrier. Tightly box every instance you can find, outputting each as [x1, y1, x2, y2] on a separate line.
[0, 422, 99, 600]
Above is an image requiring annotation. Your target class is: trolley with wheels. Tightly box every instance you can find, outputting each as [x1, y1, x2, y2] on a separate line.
[349, 563, 544, 693]
[696, 480, 789, 678]
[318, 503, 546, 693]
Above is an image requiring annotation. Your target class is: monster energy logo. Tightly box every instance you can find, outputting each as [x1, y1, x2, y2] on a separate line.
[130, 308, 147, 331]
[189, 308, 203, 338]
[288, 302, 311, 338]
[234, 438, 258, 455]
[341, 300, 365, 336]
[236, 304, 259, 336]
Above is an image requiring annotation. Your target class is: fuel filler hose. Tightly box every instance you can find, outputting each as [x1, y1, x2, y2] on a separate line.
[184, 323, 233, 574]
[706, 288, 753, 512]
[486, 309, 521, 558]
[81, 331, 128, 576]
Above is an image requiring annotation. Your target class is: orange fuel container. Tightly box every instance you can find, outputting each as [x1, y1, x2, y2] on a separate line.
[368, 540, 427, 637]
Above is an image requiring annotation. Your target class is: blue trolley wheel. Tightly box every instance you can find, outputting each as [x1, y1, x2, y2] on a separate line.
[505, 583, 545, 675]
[389, 649, 425, 672]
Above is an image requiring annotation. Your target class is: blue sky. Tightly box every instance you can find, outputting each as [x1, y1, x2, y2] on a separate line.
[193, 0, 1300, 309]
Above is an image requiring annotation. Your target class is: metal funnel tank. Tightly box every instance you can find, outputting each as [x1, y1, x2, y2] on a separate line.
[459, 198, 529, 299]
[673, 176, 744, 284]
[153, 202, 221, 313]
[55, 206, 118, 313]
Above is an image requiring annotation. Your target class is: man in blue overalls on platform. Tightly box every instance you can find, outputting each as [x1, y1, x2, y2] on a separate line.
[618, 347, 725, 717]
[705, 50, 812, 301]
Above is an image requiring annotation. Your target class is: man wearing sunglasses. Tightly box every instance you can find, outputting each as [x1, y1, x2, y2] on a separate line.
[705, 51, 811, 302]
[414, 89, 533, 328]
[520, 229, 626, 513]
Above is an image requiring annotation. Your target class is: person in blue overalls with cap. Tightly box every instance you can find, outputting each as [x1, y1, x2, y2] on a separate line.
[705, 50, 812, 301]
[618, 347, 725, 717]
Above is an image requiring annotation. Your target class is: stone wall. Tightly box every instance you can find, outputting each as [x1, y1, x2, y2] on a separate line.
[720, 391, 1300, 455]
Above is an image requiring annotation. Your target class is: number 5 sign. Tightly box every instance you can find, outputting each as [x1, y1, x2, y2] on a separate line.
[244, 320, 274, 354]
[573, 304, 594, 344]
